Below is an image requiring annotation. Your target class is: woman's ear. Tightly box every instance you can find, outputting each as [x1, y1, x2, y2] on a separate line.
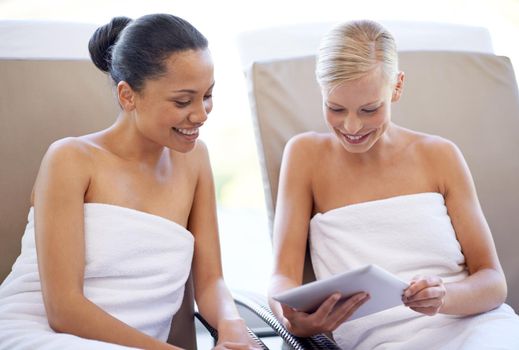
[392, 71, 405, 102]
[117, 81, 136, 111]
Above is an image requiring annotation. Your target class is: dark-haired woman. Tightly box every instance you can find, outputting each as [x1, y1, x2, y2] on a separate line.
[0, 14, 258, 350]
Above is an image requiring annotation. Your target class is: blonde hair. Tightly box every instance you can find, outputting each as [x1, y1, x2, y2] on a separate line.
[316, 20, 398, 92]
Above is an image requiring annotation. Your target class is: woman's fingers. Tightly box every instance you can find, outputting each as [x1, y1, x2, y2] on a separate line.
[280, 303, 295, 318]
[403, 276, 443, 299]
[280, 291, 371, 336]
[409, 306, 441, 316]
[405, 295, 444, 307]
[312, 293, 342, 320]
[404, 285, 445, 303]
[279, 292, 353, 336]
[404, 285, 445, 301]
[403, 275, 446, 316]
[329, 292, 370, 329]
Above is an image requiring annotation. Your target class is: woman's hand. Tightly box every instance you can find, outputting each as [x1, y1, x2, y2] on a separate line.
[212, 318, 262, 350]
[402, 275, 446, 316]
[281, 292, 369, 337]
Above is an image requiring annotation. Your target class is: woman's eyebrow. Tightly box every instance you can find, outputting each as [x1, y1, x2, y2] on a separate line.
[360, 100, 382, 107]
[173, 81, 215, 94]
[173, 88, 196, 94]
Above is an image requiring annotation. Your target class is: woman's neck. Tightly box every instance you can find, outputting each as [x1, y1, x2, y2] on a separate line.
[100, 113, 169, 166]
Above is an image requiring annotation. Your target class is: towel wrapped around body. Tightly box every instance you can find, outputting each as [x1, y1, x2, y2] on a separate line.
[0, 203, 194, 350]
[309, 192, 519, 350]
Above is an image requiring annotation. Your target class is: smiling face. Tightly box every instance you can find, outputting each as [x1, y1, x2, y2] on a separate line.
[126, 48, 214, 153]
[323, 65, 403, 154]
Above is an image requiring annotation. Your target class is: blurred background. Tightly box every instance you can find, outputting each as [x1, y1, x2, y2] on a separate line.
[1, 0, 518, 297]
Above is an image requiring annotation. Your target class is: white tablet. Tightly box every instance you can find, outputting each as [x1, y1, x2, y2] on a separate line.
[273, 264, 409, 321]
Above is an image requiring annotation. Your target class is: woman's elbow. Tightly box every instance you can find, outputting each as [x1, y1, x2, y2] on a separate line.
[496, 273, 508, 306]
[44, 294, 83, 333]
[487, 268, 508, 309]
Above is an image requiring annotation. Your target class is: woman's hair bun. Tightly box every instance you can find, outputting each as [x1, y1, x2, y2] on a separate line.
[88, 17, 132, 73]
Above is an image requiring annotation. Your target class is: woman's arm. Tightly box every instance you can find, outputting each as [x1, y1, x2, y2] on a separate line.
[34, 138, 178, 350]
[269, 135, 315, 315]
[269, 134, 368, 337]
[188, 142, 257, 349]
[404, 139, 507, 316]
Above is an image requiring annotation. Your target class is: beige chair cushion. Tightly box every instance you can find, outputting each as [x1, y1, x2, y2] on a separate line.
[0, 59, 196, 347]
[246, 51, 519, 311]
[0, 60, 117, 277]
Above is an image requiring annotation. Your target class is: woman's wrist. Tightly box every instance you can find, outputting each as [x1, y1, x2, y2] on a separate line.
[217, 317, 247, 332]
[216, 317, 253, 345]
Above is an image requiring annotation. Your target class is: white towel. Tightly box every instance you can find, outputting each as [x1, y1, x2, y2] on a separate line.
[0, 203, 194, 350]
[309, 192, 519, 350]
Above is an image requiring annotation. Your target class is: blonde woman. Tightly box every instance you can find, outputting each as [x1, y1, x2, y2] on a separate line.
[269, 20, 519, 349]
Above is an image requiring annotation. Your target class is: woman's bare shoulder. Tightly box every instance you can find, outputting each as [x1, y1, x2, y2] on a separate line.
[398, 127, 459, 157]
[37, 137, 97, 186]
[178, 139, 210, 165]
[191, 138, 210, 156]
[43, 136, 97, 166]
[286, 131, 335, 155]
[399, 128, 465, 186]
[31, 137, 95, 204]
[167, 140, 211, 179]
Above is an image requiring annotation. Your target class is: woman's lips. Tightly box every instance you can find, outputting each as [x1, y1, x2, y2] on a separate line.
[339, 130, 372, 145]
[173, 127, 199, 141]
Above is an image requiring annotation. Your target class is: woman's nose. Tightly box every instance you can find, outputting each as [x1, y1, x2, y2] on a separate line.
[188, 102, 209, 124]
[343, 115, 363, 134]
